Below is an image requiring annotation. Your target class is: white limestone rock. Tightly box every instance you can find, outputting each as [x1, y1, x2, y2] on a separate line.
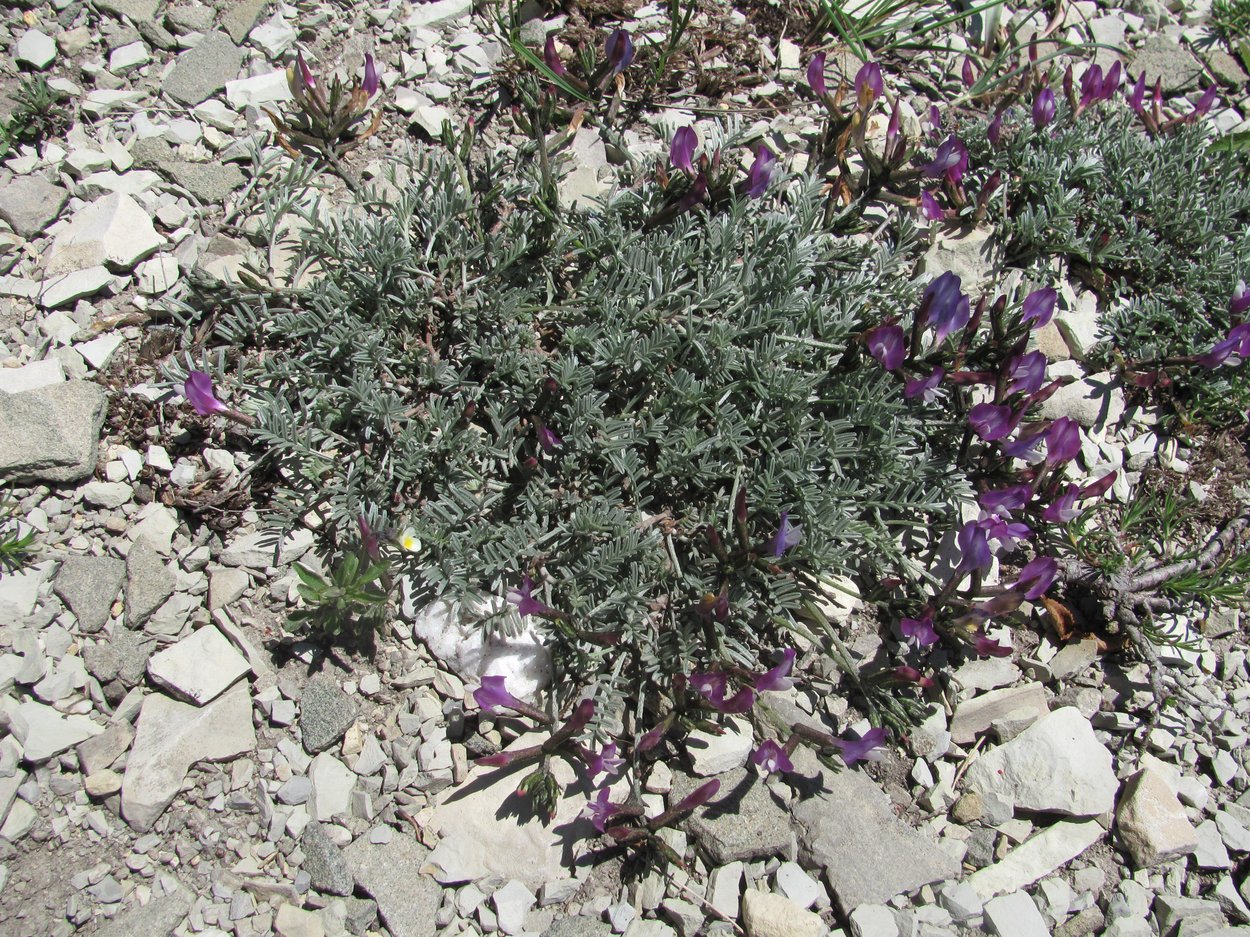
[146, 625, 250, 704]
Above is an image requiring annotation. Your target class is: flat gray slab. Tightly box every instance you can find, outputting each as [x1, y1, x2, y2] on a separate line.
[0, 380, 107, 483]
[344, 833, 444, 937]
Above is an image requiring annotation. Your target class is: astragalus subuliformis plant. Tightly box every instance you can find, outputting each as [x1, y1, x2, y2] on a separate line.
[194, 139, 974, 735]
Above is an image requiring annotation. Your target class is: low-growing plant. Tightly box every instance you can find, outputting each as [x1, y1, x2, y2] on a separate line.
[0, 76, 67, 159]
[0, 488, 35, 575]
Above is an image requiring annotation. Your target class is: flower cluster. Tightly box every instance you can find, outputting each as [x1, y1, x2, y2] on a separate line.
[267, 50, 382, 156]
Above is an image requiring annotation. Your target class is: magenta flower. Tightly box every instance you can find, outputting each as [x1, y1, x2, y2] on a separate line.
[922, 272, 970, 344]
[508, 574, 556, 617]
[919, 190, 943, 222]
[752, 739, 794, 775]
[832, 726, 887, 766]
[987, 111, 1003, 147]
[182, 371, 229, 415]
[923, 135, 968, 184]
[296, 50, 317, 91]
[969, 403, 1021, 442]
[1032, 87, 1056, 129]
[670, 127, 698, 173]
[904, 366, 944, 402]
[956, 520, 992, 573]
[358, 514, 381, 561]
[1042, 484, 1080, 523]
[855, 61, 883, 109]
[1079, 471, 1118, 500]
[1044, 417, 1081, 465]
[543, 36, 567, 76]
[886, 102, 900, 150]
[893, 665, 934, 688]
[961, 56, 975, 87]
[979, 484, 1031, 516]
[1191, 85, 1219, 120]
[807, 53, 827, 96]
[973, 628, 1012, 657]
[900, 611, 939, 648]
[474, 675, 526, 715]
[747, 145, 776, 198]
[1014, 556, 1058, 601]
[584, 787, 622, 833]
[866, 324, 906, 370]
[1007, 351, 1048, 396]
[538, 425, 563, 452]
[691, 671, 756, 714]
[586, 742, 624, 780]
[1020, 287, 1058, 329]
[362, 53, 379, 96]
[605, 29, 634, 74]
[754, 648, 797, 692]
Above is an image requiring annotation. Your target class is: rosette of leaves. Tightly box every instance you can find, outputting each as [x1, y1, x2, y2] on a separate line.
[266, 51, 382, 158]
[289, 553, 389, 643]
[197, 141, 970, 719]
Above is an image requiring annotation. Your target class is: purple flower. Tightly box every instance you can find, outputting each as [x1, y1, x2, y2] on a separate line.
[922, 272, 970, 344]
[1103, 61, 1122, 98]
[678, 171, 709, 213]
[746, 145, 776, 198]
[296, 51, 317, 91]
[538, 425, 562, 452]
[1200, 322, 1250, 368]
[1032, 87, 1056, 129]
[833, 726, 887, 766]
[362, 53, 379, 96]
[691, 671, 756, 714]
[1127, 72, 1147, 113]
[866, 324, 906, 370]
[543, 36, 567, 76]
[979, 514, 1032, 552]
[969, 403, 1020, 441]
[1079, 64, 1104, 109]
[507, 574, 556, 617]
[1042, 484, 1080, 523]
[923, 135, 968, 184]
[919, 189, 943, 222]
[855, 61, 883, 109]
[1020, 287, 1057, 329]
[670, 127, 698, 173]
[605, 29, 634, 74]
[771, 510, 803, 558]
[973, 629, 1012, 657]
[1229, 280, 1250, 317]
[1002, 430, 1045, 462]
[1014, 556, 1057, 601]
[904, 367, 944, 402]
[961, 56, 975, 87]
[474, 675, 526, 715]
[956, 520, 993, 573]
[807, 53, 827, 96]
[886, 102, 900, 150]
[1199, 335, 1240, 369]
[1007, 351, 1048, 396]
[900, 611, 939, 648]
[182, 371, 229, 415]
[1192, 85, 1219, 119]
[1044, 417, 1080, 465]
[358, 514, 381, 560]
[584, 787, 622, 833]
[755, 648, 797, 692]
[752, 739, 794, 775]
[586, 742, 624, 780]
[987, 111, 1003, 147]
[979, 484, 1031, 516]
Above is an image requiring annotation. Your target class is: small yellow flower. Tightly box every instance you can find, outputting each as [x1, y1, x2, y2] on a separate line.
[397, 528, 421, 552]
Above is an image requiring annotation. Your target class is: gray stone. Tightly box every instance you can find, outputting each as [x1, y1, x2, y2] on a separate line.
[95, 0, 161, 20]
[344, 896, 379, 935]
[221, 0, 271, 43]
[344, 834, 443, 937]
[741, 890, 824, 937]
[54, 555, 125, 634]
[93, 881, 193, 936]
[121, 682, 256, 831]
[301, 673, 358, 754]
[495, 880, 538, 935]
[0, 175, 69, 238]
[919, 226, 999, 288]
[39, 266, 116, 309]
[303, 821, 355, 896]
[125, 537, 175, 629]
[951, 682, 1048, 745]
[1131, 36, 1203, 93]
[686, 717, 753, 775]
[1038, 372, 1126, 431]
[208, 567, 249, 610]
[1153, 896, 1227, 937]
[984, 890, 1050, 937]
[965, 707, 1118, 817]
[543, 919, 612, 937]
[146, 625, 250, 704]
[790, 749, 960, 912]
[673, 768, 793, 864]
[45, 192, 163, 276]
[966, 821, 1105, 899]
[76, 721, 135, 775]
[163, 32, 245, 106]
[1115, 767, 1198, 867]
[15, 30, 56, 70]
[309, 752, 356, 821]
[1194, 820, 1231, 870]
[406, 0, 473, 27]
[9, 700, 103, 762]
[158, 160, 247, 204]
[0, 380, 107, 483]
[81, 480, 133, 508]
[939, 882, 984, 922]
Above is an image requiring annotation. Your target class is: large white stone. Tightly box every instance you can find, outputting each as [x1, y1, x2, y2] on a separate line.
[965, 707, 1117, 816]
[966, 820, 1105, 899]
[1116, 767, 1198, 868]
[983, 890, 1051, 937]
[15, 30, 57, 70]
[46, 193, 163, 276]
[9, 700, 103, 762]
[224, 70, 293, 109]
[39, 266, 116, 309]
[686, 717, 753, 776]
[308, 752, 356, 822]
[0, 358, 65, 394]
[406, 0, 473, 27]
[146, 625, 250, 704]
[121, 683, 256, 831]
